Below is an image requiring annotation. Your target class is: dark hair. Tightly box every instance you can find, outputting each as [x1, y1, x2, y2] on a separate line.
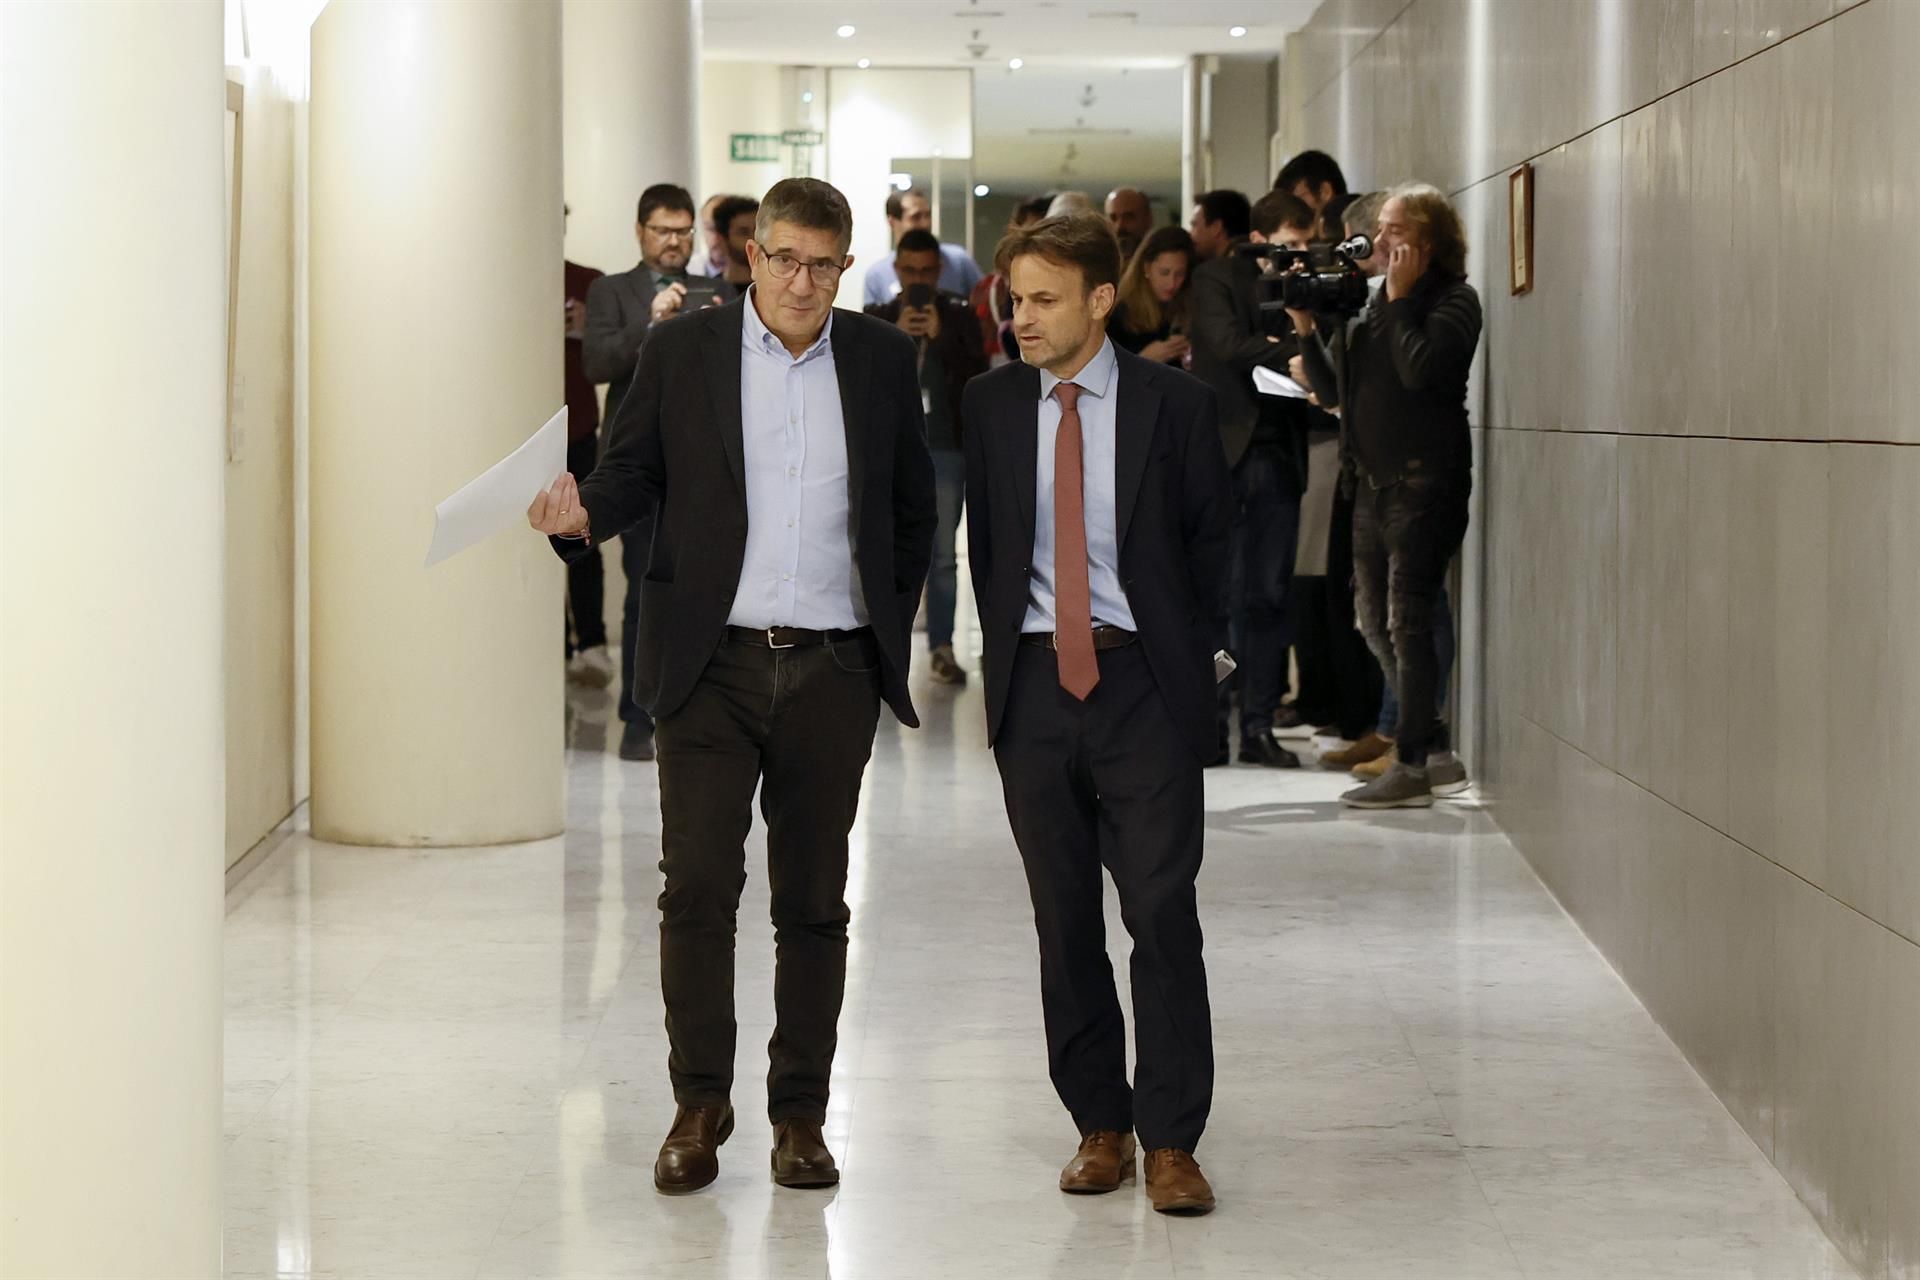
[1251, 189, 1315, 237]
[1274, 150, 1348, 199]
[756, 178, 855, 254]
[1193, 190, 1251, 241]
[636, 183, 695, 226]
[895, 228, 941, 257]
[710, 194, 760, 234]
[1013, 196, 1053, 227]
[885, 186, 929, 221]
[994, 210, 1121, 293]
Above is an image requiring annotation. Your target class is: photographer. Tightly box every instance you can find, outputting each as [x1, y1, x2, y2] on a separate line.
[865, 229, 989, 686]
[1187, 189, 1318, 767]
[1291, 183, 1481, 809]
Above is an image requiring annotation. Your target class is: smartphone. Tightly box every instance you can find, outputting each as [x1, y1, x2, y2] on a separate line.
[680, 280, 724, 309]
[1213, 650, 1238, 684]
[905, 283, 935, 310]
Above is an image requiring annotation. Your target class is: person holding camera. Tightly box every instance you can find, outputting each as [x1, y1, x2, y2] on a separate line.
[865, 229, 989, 686]
[1187, 189, 1317, 767]
[583, 183, 736, 761]
[1291, 183, 1481, 809]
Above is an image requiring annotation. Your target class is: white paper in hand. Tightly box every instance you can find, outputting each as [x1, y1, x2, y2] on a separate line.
[425, 406, 568, 567]
[1253, 367, 1311, 399]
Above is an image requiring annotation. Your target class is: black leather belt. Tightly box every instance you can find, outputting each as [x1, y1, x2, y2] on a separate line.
[1021, 626, 1137, 652]
[726, 625, 871, 649]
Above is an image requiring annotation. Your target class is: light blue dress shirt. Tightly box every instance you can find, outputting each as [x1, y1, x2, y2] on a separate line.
[1023, 337, 1137, 633]
[862, 242, 984, 306]
[729, 289, 866, 631]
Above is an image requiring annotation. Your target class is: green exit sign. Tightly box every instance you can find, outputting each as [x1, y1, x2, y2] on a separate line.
[729, 133, 782, 163]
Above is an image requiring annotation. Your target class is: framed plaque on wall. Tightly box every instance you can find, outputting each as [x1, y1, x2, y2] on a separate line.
[1509, 162, 1534, 296]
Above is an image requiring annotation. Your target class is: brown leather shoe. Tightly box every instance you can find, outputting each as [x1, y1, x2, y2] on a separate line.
[771, 1119, 840, 1189]
[654, 1104, 734, 1195]
[1144, 1148, 1216, 1215]
[1060, 1130, 1137, 1193]
[1322, 731, 1392, 769]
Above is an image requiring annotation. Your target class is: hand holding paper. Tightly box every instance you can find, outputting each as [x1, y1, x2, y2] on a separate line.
[424, 406, 567, 567]
[1252, 366, 1311, 399]
[527, 472, 587, 538]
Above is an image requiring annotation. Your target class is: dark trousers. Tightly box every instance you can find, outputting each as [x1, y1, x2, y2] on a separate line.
[653, 632, 883, 1123]
[1218, 444, 1300, 745]
[925, 448, 965, 650]
[1292, 487, 1385, 741]
[617, 521, 657, 730]
[1352, 471, 1470, 767]
[994, 642, 1213, 1153]
[565, 436, 607, 655]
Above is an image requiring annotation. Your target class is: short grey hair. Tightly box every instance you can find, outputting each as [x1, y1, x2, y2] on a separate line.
[755, 178, 854, 255]
[1342, 190, 1386, 239]
[1046, 190, 1094, 218]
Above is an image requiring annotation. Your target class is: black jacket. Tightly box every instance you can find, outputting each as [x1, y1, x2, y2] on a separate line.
[961, 346, 1234, 763]
[863, 290, 989, 447]
[556, 298, 938, 728]
[582, 265, 739, 419]
[1296, 271, 1481, 487]
[1187, 248, 1298, 468]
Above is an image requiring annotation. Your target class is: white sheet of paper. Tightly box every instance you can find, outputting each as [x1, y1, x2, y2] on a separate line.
[1253, 367, 1311, 399]
[425, 406, 568, 567]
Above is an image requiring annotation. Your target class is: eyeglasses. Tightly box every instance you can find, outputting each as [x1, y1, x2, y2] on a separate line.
[643, 224, 696, 241]
[758, 245, 846, 286]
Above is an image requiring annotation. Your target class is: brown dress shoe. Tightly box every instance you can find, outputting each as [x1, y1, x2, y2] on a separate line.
[1060, 1130, 1138, 1193]
[771, 1119, 840, 1189]
[654, 1104, 734, 1195]
[1322, 731, 1392, 769]
[1144, 1148, 1216, 1215]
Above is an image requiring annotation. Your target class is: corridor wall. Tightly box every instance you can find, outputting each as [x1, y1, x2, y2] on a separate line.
[1280, 2, 1918, 1274]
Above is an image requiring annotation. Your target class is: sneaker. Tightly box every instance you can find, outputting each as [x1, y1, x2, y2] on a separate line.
[1321, 731, 1392, 769]
[1426, 750, 1470, 797]
[567, 645, 614, 688]
[619, 721, 656, 762]
[1342, 761, 1434, 809]
[929, 644, 968, 685]
[1238, 734, 1301, 769]
[1352, 746, 1396, 780]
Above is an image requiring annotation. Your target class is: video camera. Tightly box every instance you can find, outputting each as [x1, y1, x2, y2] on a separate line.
[1237, 234, 1375, 316]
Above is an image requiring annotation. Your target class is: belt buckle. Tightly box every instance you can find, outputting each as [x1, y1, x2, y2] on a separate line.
[766, 627, 797, 650]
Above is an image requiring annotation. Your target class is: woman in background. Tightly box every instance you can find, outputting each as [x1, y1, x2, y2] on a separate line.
[1108, 225, 1194, 366]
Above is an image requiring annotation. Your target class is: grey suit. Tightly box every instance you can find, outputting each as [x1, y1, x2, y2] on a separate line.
[1186, 250, 1295, 468]
[584, 264, 738, 422]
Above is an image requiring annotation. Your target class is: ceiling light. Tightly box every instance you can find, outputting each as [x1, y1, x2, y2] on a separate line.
[890, 173, 914, 192]
[836, 24, 856, 38]
[856, 57, 870, 68]
[802, 90, 814, 103]
[974, 183, 991, 197]
[1008, 57, 1023, 69]
[1229, 25, 1247, 37]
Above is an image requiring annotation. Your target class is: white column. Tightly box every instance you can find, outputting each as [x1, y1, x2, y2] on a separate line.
[309, 0, 566, 846]
[563, 0, 700, 277]
[0, 3, 225, 1276]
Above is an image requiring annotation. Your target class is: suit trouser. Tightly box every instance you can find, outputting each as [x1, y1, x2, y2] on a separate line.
[653, 633, 882, 1123]
[564, 436, 607, 654]
[994, 642, 1213, 1153]
[1292, 488, 1386, 741]
[1217, 442, 1300, 744]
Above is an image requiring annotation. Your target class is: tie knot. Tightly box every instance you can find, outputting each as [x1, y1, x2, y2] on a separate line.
[1053, 381, 1082, 410]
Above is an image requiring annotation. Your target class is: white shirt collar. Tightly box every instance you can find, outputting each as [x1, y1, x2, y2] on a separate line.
[742, 284, 834, 364]
[1037, 336, 1118, 402]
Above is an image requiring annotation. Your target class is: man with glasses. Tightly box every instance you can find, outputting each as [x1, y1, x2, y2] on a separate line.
[583, 182, 734, 761]
[531, 178, 937, 1196]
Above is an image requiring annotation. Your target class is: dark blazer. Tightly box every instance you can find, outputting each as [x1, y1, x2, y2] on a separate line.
[556, 297, 938, 728]
[961, 345, 1234, 762]
[863, 289, 989, 446]
[1187, 250, 1295, 468]
[583, 264, 739, 418]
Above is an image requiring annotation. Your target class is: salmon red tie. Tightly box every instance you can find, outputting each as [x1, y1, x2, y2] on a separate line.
[1051, 381, 1099, 700]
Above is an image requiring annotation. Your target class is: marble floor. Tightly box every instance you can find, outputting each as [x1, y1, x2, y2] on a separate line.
[224, 650, 1857, 1279]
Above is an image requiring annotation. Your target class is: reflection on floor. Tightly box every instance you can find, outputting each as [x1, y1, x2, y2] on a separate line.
[223, 653, 1856, 1279]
